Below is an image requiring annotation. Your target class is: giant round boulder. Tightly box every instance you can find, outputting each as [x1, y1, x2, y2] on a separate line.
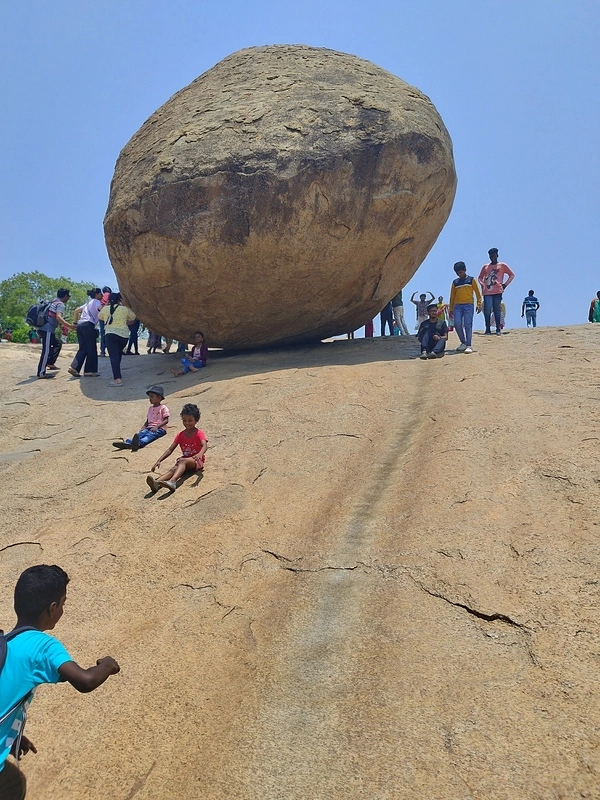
[104, 45, 456, 349]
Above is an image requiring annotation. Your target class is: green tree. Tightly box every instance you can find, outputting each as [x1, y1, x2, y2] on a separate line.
[0, 271, 95, 337]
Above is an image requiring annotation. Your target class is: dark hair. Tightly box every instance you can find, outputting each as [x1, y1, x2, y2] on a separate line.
[88, 287, 101, 298]
[102, 286, 112, 294]
[528, 290, 535, 296]
[108, 292, 122, 322]
[57, 288, 70, 299]
[14, 565, 69, 619]
[427, 303, 437, 310]
[181, 403, 200, 421]
[454, 261, 466, 273]
[194, 331, 204, 338]
[488, 248, 498, 255]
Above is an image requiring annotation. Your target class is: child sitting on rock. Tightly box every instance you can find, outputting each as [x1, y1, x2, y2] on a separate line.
[170, 331, 208, 377]
[146, 403, 207, 493]
[112, 386, 170, 451]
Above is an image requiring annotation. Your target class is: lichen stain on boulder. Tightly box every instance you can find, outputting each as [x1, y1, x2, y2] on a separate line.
[104, 45, 457, 349]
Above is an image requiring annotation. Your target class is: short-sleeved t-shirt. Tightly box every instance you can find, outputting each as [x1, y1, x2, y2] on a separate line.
[523, 295, 538, 311]
[98, 304, 136, 339]
[174, 429, 207, 459]
[40, 299, 65, 333]
[147, 403, 170, 428]
[78, 298, 103, 326]
[0, 631, 72, 771]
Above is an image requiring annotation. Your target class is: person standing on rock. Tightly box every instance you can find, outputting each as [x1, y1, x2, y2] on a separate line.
[68, 288, 103, 377]
[37, 289, 76, 379]
[98, 286, 111, 357]
[410, 291, 435, 330]
[449, 262, 482, 353]
[0, 565, 120, 800]
[478, 248, 514, 335]
[588, 291, 600, 323]
[380, 301, 394, 336]
[522, 291, 540, 327]
[391, 290, 409, 335]
[98, 293, 136, 387]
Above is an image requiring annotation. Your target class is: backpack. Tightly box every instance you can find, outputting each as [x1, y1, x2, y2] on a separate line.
[0, 626, 38, 674]
[25, 300, 51, 329]
[0, 627, 38, 753]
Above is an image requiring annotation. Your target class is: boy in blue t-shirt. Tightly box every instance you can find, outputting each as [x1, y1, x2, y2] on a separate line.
[521, 290, 540, 328]
[0, 565, 120, 799]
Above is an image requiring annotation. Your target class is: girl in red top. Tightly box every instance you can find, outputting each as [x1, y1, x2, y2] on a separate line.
[146, 403, 207, 493]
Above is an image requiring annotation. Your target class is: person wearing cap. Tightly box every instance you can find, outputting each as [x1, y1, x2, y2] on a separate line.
[112, 386, 170, 452]
[37, 288, 76, 379]
[416, 303, 448, 359]
[478, 248, 515, 335]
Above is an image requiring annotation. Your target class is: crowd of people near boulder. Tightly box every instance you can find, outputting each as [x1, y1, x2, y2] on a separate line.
[28, 286, 207, 385]
[363, 247, 547, 358]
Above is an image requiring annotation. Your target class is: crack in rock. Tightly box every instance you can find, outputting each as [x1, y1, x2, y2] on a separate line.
[0, 541, 43, 553]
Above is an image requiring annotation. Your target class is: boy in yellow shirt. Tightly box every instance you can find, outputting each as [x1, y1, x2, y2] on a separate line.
[449, 262, 482, 353]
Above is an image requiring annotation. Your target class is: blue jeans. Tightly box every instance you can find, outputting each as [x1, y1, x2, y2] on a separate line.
[125, 427, 166, 448]
[526, 309, 537, 327]
[453, 303, 474, 346]
[483, 294, 502, 333]
[420, 330, 446, 355]
[181, 358, 205, 373]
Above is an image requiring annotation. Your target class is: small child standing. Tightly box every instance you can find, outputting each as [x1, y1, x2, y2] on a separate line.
[146, 403, 207, 493]
[170, 331, 208, 377]
[112, 385, 170, 452]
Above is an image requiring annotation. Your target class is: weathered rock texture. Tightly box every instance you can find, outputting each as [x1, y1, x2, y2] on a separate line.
[1, 325, 599, 799]
[104, 45, 456, 349]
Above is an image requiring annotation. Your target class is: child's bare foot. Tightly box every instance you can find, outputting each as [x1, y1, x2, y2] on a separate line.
[169, 368, 179, 377]
[189, 366, 198, 372]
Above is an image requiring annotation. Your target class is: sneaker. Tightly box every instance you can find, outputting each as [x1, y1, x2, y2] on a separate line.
[37, 373, 56, 379]
[484, 330, 492, 335]
[434, 351, 445, 358]
[131, 433, 140, 453]
[112, 441, 131, 450]
[47, 364, 60, 370]
[146, 475, 160, 492]
[67, 367, 80, 377]
[456, 343, 467, 352]
[420, 352, 428, 360]
[83, 372, 100, 376]
[496, 330, 502, 336]
[108, 380, 123, 386]
[158, 480, 177, 492]
[427, 352, 437, 359]
[464, 347, 473, 354]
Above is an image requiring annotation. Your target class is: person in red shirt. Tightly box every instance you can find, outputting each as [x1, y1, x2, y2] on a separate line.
[146, 403, 207, 493]
[478, 248, 515, 335]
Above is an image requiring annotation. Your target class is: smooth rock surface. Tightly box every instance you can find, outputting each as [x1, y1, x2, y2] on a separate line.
[104, 45, 456, 348]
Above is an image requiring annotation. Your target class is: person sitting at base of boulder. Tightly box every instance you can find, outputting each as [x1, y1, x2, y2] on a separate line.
[169, 331, 208, 377]
[113, 385, 169, 452]
[417, 303, 448, 359]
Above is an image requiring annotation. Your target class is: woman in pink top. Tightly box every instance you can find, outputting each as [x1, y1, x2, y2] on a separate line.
[478, 248, 515, 335]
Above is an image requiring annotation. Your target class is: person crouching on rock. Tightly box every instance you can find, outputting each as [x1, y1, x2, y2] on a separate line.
[146, 403, 207, 493]
[169, 331, 208, 378]
[417, 303, 448, 359]
[112, 385, 170, 452]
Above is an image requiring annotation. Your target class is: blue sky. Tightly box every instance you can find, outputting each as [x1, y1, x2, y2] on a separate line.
[1, 0, 598, 330]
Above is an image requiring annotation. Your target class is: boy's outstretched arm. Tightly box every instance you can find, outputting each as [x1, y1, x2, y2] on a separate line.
[59, 656, 120, 693]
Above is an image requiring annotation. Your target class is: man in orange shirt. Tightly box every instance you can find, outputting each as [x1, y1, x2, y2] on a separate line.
[478, 248, 515, 335]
